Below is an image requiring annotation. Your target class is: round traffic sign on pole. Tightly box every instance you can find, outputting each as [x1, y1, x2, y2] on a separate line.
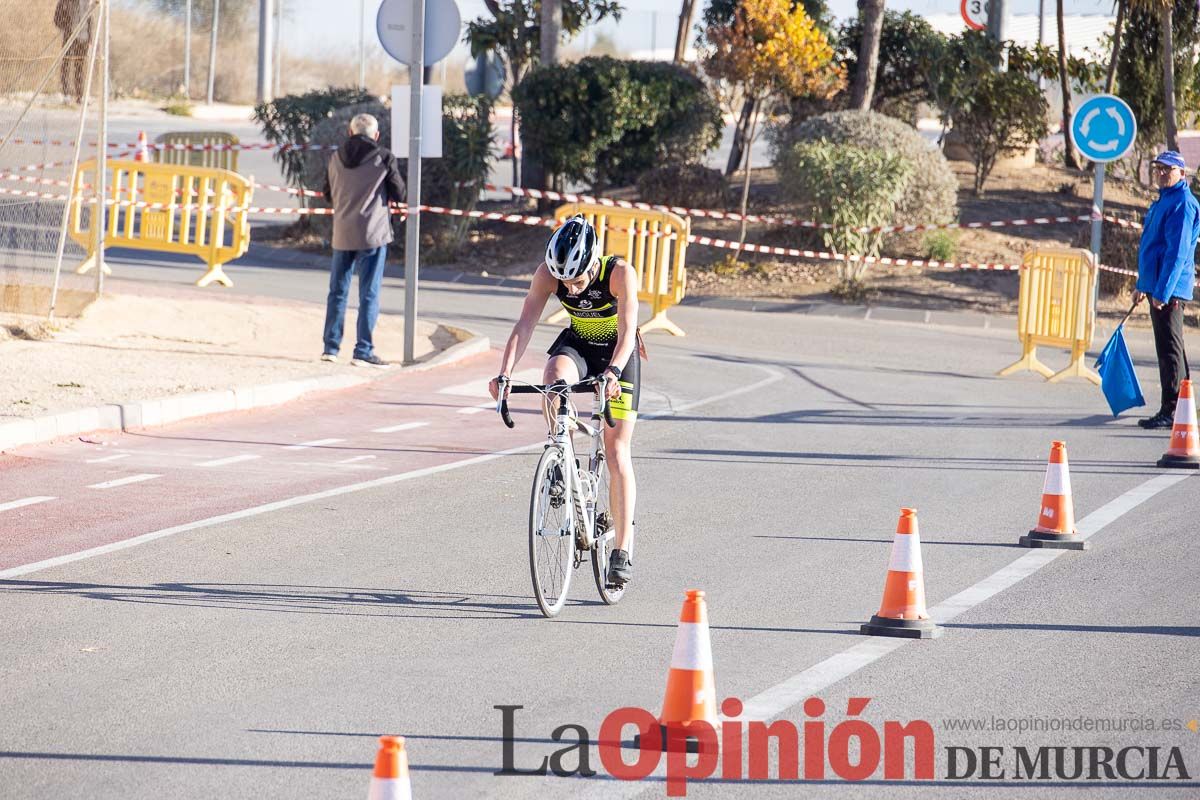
[1070, 94, 1137, 164]
[960, 0, 986, 30]
[377, 0, 461, 66]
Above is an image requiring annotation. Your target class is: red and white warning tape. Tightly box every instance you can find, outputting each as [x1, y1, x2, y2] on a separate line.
[1102, 214, 1144, 230]
[0, 180, 1151, 279]
[3, 138, 334, 152]
[483, 182, 1095, 234]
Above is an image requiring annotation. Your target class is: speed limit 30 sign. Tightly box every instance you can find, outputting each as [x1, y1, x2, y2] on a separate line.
[961, 0, 986, 30]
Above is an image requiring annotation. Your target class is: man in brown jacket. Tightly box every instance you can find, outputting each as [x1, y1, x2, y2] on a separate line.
[321, 113, 405, 368]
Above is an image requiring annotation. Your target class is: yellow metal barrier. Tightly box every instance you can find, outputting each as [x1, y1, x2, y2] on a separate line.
[998, 247, 1100, 385]
[154, 131, 240, 172]
[69, 159, 253, 288]
[549, 203, 689, 336]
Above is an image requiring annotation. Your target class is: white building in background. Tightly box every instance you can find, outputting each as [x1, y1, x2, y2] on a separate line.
[915, 14, 1116, 57]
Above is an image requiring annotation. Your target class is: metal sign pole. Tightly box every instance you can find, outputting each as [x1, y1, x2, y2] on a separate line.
[358, 0, 366, 90]
[1090, 162, 1106, 320]
[95, 0, 109, 296]
[184, 0, 192, 97]
[403, 0, 425, 365]
[256, 0, 274, 103]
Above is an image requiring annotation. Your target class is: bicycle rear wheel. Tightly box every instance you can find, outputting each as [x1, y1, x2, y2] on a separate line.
[529, 446, 576, 618]
[590, 452, 625, 605]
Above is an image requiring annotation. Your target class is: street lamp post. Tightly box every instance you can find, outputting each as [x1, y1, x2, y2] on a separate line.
[206, 0, 219, 104]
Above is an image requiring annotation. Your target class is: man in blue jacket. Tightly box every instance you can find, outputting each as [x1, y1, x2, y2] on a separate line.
[1135, 150, 1200, 429]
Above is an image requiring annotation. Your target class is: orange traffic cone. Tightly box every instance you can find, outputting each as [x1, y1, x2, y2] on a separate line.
[1019, 441, 1088, 550]
[367, 736, 411, 800]
[861, 508, 942, 639]
[1158, 379, 1200, 469]
[135, 130, 150, 163]
[634, 589, 718, 753]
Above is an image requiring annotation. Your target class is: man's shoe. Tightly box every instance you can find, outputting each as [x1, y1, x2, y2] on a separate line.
[607, 549, 632, 586]
[320, 353, 338, 363]
[1139, 411, 1174, 430]
[351, 354, 391, 369]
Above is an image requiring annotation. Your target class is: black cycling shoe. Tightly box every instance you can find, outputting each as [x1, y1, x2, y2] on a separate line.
[1138, 411, 1174, 430]
[607, 549, 632, 586]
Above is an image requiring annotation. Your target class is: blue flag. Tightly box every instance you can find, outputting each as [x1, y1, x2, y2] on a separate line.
[1094, 325, 1146, 417]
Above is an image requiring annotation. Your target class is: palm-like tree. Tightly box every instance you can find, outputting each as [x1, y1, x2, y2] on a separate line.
[850, 0, 885, 109]
[1104, 0, 1126, 93]
[1126, 0, 1179, 150]
[1057, 0, 1080, 168]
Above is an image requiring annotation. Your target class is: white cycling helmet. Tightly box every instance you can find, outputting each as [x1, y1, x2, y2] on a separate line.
[545, 214, 598, 281]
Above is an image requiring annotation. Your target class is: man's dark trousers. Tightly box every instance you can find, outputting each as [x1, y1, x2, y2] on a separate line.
[323, 246, 387, 360]
[1149, 298, 1190, 416]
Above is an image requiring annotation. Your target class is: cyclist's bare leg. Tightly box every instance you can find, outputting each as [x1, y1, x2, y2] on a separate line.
[602, 416, 636, 553]
[542, 356, 581, 431]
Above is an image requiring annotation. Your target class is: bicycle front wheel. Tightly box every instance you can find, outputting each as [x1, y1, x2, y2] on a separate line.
[529, 446, 576, 618]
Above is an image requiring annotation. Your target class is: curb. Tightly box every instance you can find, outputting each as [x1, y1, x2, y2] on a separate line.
[0, 329, 490, 454]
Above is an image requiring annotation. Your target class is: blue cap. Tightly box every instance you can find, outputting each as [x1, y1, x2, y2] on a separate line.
[1152, 150, 1187, 169]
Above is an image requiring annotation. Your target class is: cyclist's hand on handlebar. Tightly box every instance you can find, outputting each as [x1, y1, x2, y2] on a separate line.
[488, 375, 510, 401]
[602, 369, 622, 401]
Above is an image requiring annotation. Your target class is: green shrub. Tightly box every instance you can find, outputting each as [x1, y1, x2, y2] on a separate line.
[776, 139, 911, 286]
[637, 164, 728, 210]
[253, 86, 376, 192]
[772, 110, 958, 226]
[513, 57, 722, 191]
[923, 230, 957, 261]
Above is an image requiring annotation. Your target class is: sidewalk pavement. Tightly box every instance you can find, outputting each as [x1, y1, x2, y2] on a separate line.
[0, 285, 487, 453]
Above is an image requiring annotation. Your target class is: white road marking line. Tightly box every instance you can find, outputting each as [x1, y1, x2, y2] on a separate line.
[371, 422, 429, 434]
[437, 368, 542, 397]
[85, 454, 130, 464]
[0, 369, 787, 580]
[581, 470, 1195, 800]
[87, 474, 162, 490]
[335, 455, 376, 464]
[457, 403, 492, 414]
[735, 471, 1193, 724]
[0, 496, 55, 512]
[282, 439, 344, 450]
[194, 455, 261, 468]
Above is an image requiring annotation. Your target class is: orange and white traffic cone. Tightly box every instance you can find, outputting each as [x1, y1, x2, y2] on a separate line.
[135, 130, 150, 163]
[367, 736, 411, 800]
[1019, 441, 1088, 550]
[634, 589, 718, 753]
[1158, 379, 1200, 469]
[861, 508, 942, 639]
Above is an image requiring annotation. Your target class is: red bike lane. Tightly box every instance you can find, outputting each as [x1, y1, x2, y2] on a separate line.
[0, 351, 550, 571]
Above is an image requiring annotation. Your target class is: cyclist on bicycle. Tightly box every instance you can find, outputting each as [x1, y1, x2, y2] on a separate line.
[489, 214, 642, 587]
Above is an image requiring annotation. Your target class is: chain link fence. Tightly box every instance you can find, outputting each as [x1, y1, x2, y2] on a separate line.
[0, 0, 104, 317]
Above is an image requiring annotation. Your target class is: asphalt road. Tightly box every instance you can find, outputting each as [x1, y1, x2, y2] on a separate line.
[1, 255, 1198, 799]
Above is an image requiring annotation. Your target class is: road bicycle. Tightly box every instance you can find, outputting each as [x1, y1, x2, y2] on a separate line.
[498, 376, 626, 618]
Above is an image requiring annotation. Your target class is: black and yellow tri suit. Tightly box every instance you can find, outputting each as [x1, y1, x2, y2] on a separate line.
[547, 255, 641, 420]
